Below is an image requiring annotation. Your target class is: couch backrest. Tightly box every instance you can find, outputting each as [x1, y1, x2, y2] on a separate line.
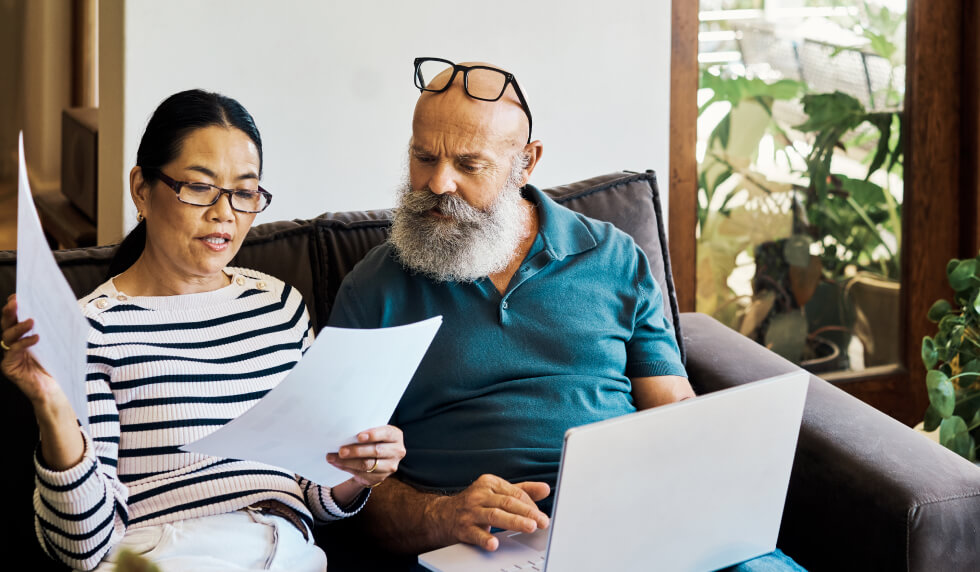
[0, 170, 683, 355]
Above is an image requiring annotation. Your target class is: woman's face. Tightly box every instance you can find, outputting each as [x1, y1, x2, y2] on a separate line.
[133, 126, 261, 288]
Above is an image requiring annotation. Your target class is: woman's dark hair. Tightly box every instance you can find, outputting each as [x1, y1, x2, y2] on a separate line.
[107, 89, 263, 278]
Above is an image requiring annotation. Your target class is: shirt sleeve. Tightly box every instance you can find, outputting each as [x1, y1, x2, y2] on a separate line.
[33, 329, 130, 571]
[625, 245, 688, 379]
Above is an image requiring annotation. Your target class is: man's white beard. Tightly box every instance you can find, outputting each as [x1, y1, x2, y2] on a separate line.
[389, 155, 530, 283]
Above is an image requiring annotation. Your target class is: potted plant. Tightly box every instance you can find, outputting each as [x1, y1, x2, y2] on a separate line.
[697, 72, 902, 370]
[921, 254, 980, 462]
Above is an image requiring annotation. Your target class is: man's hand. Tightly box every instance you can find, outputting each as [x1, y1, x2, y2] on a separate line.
[430, 474, 551, 551]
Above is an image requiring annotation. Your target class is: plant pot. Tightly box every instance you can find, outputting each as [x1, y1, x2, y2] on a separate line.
[800, 335, 841, 374]
[844, 273, 900, 367]
[803, 281, 852, 372]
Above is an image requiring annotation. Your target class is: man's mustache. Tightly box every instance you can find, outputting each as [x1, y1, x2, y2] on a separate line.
[398, 188, 488, 223]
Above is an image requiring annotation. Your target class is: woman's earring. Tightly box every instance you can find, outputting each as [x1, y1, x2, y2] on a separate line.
[137, 211, 145, 223]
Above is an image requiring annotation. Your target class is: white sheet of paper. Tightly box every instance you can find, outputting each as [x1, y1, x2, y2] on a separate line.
[15, 132, 90, 428]
[182, 316, 442, 486]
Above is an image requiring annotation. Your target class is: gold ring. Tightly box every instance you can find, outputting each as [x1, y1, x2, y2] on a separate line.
[0, 339, 10, 351]
[366, 458, 379, 473]
[367, 481, 383, 489]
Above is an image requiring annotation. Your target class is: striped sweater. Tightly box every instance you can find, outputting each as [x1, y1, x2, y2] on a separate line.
[33, 268, 365, 571]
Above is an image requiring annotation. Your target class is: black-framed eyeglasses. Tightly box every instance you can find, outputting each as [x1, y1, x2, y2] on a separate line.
[147, 169, 273, 213]
[413, 57, 533, 144]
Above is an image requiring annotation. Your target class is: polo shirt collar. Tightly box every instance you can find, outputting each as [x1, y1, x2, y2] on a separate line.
[523, 184, 598, 260]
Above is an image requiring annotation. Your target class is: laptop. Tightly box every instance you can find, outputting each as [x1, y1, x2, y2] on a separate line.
[418, 370, 809, 572]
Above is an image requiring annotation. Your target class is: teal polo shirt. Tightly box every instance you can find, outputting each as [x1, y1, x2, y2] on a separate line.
[327, 185, 686, 501]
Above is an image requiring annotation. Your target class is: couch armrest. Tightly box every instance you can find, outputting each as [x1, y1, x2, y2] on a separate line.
[680, 312, 980, 571]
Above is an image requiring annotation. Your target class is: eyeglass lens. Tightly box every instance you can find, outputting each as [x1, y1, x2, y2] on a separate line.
[180, 184, 268, 212]
[416, 60, 508, 101]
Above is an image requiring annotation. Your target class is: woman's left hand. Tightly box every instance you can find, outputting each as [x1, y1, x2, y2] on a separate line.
[327, 425, 405, 488]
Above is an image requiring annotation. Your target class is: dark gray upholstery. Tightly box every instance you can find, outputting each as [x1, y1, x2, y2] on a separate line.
[2, 171, 977, 571]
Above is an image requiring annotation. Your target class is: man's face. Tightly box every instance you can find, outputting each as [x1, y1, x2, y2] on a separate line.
[389, 151, 529, 283]
[388, 74, 536, 282]
[407, 85, 528, 211]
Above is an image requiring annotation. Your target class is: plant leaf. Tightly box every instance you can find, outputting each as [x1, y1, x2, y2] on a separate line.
[789, 255, 823, 307]
[939, 416, 976, 460]
[923, 404, 942, 432]
[764, 311, 808, 362]
[926, 369, 956, 417]
[865, 113, 893, 178]
[783, 235, 812, 268]
[927, 299, 952, 322]
[948, 259, 977, 292]
[947, 258, 960, 278]
[922, 336, 938, 369]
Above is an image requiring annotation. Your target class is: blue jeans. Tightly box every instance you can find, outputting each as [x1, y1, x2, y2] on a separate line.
[723, 549, 806, 571]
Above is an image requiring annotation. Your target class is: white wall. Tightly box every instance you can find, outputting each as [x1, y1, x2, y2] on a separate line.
[99, 0, 672, 243]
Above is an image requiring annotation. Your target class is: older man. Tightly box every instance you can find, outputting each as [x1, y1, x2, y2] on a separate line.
[327, 59, 801, 571]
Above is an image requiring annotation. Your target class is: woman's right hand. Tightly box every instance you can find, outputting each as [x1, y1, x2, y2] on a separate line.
[2, 294, 86, 470]
[1, 294, 65, 406]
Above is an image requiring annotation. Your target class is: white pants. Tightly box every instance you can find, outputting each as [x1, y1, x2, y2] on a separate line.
[91, 509, 327, 572]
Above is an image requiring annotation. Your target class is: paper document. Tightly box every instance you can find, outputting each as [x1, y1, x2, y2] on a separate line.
[183, 316, 442, 486]
[15, 132, 90, 428]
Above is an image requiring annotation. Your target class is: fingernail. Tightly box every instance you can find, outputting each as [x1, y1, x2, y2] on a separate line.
[340, 448, 348, 456]
[358, 433, 368, 441]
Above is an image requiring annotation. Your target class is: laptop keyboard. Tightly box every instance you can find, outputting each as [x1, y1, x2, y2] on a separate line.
[498, 555, 546, 571]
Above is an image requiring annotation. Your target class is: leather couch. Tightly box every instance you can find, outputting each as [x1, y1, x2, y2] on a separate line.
[2, 171, 978, 571]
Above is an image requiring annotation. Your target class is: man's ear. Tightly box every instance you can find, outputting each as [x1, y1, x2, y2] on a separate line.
[130, 166, 151, 215]
[519, 140, 544, 186]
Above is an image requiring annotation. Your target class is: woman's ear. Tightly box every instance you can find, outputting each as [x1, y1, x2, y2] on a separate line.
[130, 166, 151, 216]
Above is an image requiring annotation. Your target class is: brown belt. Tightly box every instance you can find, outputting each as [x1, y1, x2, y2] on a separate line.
[246, 500, 309, 540]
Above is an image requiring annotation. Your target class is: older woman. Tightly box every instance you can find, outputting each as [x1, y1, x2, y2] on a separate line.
[0, 90, 404, 571]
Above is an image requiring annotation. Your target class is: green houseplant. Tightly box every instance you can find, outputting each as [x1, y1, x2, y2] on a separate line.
[921, 254, 980, 462]
[697, 71, 902, 368]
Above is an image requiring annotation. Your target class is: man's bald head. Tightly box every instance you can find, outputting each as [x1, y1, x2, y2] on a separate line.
[413, 61, 531, 149]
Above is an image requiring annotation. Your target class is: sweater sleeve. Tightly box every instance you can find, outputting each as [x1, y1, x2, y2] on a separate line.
[297, 477, 370, 523]
[33, 327, 129, 571]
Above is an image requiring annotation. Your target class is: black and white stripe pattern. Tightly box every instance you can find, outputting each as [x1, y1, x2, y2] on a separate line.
[32, 268, 364, 570]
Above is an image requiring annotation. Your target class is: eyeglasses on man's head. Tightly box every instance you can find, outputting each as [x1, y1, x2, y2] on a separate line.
[413, 57, 533, 144]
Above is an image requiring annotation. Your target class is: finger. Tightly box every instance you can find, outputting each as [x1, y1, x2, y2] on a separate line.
[327, 455, 397, 478]
[1, 298, 19, 329]
[457, 524, 499, 552]
[486, 475, 538, 506]
[6, 334, 40, 354]
[515, 481, 551, 502]
[487, 489, 548, 530]
[337, 442, 404, 461]
[3, 319, 35, 345]
[482, 505, 539, 534]
[354, 425, 402, 445]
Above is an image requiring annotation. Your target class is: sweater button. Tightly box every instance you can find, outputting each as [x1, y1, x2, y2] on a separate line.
[236, 276, 246, 286]
[95, 299, 108, 309]
[256, 281, 267, 290]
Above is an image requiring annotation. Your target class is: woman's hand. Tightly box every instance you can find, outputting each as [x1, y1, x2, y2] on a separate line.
[327, 425, 406, 489]
[2, 294, 84, 470]
[1, 294, 65, 406]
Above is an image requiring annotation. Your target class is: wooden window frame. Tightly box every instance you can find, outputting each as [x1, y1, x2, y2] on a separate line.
[669, 0, 971, 426]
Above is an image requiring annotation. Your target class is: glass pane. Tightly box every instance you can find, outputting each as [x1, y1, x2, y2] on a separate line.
[696, 0, 906, 376]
